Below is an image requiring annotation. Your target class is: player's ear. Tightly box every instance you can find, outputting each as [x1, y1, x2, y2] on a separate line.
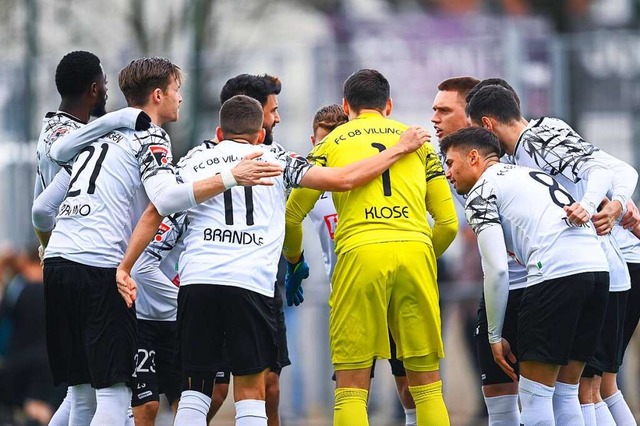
[89, 82, 98, 99]
[342, 98, 350, 116]
[481, 116, 493, 132]
[256, 128, 266, 144]
[152, 88, 163, 104]
[215, 126, 224, 142]
[385, 98, 393, 116]
[310, 135, 316, 146]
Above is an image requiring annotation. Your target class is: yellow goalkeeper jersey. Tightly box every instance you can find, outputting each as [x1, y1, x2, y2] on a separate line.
[307, 112, 448, 255]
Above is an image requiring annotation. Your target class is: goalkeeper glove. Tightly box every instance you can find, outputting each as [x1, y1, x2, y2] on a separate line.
[285, 252, 309, 307]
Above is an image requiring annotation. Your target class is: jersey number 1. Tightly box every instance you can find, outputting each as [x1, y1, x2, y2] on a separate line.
[371, 143, 392, 196]
[66, 143, 109, 198]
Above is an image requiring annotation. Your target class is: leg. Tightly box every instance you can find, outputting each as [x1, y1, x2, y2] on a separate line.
[48, 387, 72, 426]
[234, 368, 269, 426]
[90, 382, 132, 426]
[265, 371, 280, 426]
[334, 367, 372, 426]
[68, 383, 96, 425]
[602, 372, 636, 426]
[132, 401, 160, 426]
[553, 361, 585, 425]
[403, 354, 449, 426]
[518, 361, 558, 425]
[207, 381, 230, 422]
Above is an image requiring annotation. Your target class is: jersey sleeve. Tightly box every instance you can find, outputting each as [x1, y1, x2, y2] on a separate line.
[465, 178, 501, 235]
[135, 127, 176, 182]
[425, 175, 458, 258]
[424, 145, 446, 182]
[306, 138, 332, 167]
[276, 150, 314, 189]
[32, 169, 71, 232]
[142, 212, 188, 262]
[283, 187, 323, 259]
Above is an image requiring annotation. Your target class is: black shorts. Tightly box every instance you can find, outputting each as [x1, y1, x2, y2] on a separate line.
[518, 271, 609, 365]
[272, 286, 291, 375]
[177, 284, 278, 377]
[43, 257, 137, 388]
[621, 263, 640, 360]
[131, 320, 181, 407]
[584, 290, 628, 374]
[475, 288, 524, 386]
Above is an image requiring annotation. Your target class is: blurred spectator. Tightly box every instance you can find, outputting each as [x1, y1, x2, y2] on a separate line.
[0, 247, 63, 426]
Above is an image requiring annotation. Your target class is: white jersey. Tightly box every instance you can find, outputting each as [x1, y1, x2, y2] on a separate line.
[131, 212, 187, 321]
[465, 163, 609, 287]
[612, 225, 640, 264]
[177, 140, 312, 297]
[45, 125, 176, 267]
[34, 111, 84, 198]
[513, 117, 631, 291]
[308, 192, 338, 280]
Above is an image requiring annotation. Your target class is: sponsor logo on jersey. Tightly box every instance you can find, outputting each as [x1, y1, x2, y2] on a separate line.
[323, 214, 338, 239]
[149, 145, 169, 166]
[137, 390, 153, 399]
[49, 127, 69, 143]
[58, 201, 91, 217]
[154, 222, 171, 242]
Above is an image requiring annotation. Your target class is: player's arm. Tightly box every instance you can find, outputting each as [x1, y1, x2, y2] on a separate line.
[563, 164, 614, 226]
[31, 169, 71, 248]
[282, 187, 323, 263]
[298, 126, 430, 192]
[425, 157, 458, 258]
[49, 108, 151, 163]
[590, 158, 639, 233]
[476, 225, 516, 381]
[144, 152, 283, 216]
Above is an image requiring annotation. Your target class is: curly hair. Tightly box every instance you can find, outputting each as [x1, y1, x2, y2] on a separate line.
[55, 51, 103, 98]
[220, 74, 281, 106]
[312, 104, 348, 136]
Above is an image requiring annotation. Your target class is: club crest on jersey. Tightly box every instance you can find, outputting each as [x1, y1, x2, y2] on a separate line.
[50, 127, 69, 143]
[154, 222, 171, 242]
[149, 145, 169, 166]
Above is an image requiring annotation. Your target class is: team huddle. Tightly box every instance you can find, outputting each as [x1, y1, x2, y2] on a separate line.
[29, 50, 640, 426]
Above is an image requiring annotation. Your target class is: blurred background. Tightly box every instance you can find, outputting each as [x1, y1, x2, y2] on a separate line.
[1, 0, 639, 424]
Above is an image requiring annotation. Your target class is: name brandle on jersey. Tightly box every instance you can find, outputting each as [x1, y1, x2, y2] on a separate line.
[203, 228, 264, 246]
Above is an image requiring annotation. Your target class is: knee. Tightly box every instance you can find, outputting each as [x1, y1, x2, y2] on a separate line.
[212, 384, 229, 406]
[265, 376, 280, 410]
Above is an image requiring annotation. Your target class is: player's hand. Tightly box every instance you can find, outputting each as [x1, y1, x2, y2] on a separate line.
[231, 152, 283, 186]
[564, 202, 590, 226]
[116, 267, 137, 308]
[592, 198, 623, 235]
[490, 338, 518, 382]
[285, 253, 309, 307]
[620, 200, 640, 230]
[397, 126, 431, 154]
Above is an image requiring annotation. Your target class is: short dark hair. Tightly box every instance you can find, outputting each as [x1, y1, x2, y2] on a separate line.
[466, 78, 521, 107]
[313, 104, 348, 135]
[55, 51, 103, 98]
[219, 95, 264, 136]
[466, 85, 522, 125]
[220, 74, 281, 106]
[437, 76, 480, 98]
[343, 69, 390, 112]
[439, 127, 501, 158]
[118, 57, 183, 107]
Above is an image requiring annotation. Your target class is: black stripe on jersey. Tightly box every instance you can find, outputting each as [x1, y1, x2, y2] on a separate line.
[532, 117, 545, 128]
[244, 187, 254, 226]
[203, 140, 219, 149]
[224, 190, 234, 225]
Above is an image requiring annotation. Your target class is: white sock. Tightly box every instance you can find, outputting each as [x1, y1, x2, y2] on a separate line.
[404, 407, 417, 425]
[580, 403, 596, 426]
[604, 390, 637, 426]
[49, 387, 72, 426]
[235, 399, 267, 426]
[174, 390, 211, 426]
[69, 383, 96, 426]
[552, 381, 583, 425]
[90, 383, 132, 426]
[519, 376, 555, 425]
[594, 401, 616, 426]
[484, 394, 520, 425]
[125, 405, 134, 425]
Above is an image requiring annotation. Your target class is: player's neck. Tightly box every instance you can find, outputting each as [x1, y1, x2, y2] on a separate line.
[58, 100, 90, 124]
[499, 120, 528, 155]
[351, 108, 384, 120]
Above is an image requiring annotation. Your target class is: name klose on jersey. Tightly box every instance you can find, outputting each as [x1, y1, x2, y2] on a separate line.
[364, 205, 409, 220]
